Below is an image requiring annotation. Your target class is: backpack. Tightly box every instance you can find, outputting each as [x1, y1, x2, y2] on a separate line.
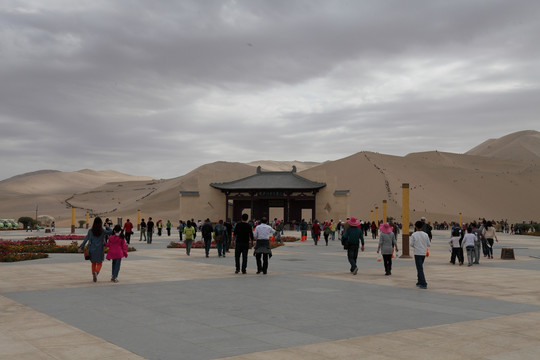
[214, 225, 226, 243]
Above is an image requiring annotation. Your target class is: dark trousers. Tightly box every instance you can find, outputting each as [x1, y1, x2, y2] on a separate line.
[147, 231, 153, 244]
[167, 228, 171, 236]
[111, 258, 121, 279]
[486, 238, 494, 257]
[414, 255, 427, 287]
[256, 253, 269, 273]
[235, 245, 249, 272]
[481, 238, 488, 256]
[450, 247, 464, 264]
[347, 244, 359, 272]
[125, 232, 131, 244]
[382, 254, 392, 274]
[225, 237, 231, 253]
[204, 238, 212, 256]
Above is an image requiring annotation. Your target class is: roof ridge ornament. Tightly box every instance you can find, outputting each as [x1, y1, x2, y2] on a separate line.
[257, 166, 262, 174]
[292, 165, 297, 173]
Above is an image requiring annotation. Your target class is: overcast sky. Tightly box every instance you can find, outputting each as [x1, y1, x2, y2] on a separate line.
[1, 0, 539, 181]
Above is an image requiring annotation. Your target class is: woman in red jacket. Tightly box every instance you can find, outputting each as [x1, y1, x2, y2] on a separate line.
[105, 225, 128, 283]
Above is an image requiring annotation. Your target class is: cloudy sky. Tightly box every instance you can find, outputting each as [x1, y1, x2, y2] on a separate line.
[1, 0, 539, 181]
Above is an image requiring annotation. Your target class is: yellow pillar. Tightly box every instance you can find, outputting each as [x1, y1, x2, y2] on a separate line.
[137, 209, 141, 231]
[370, 210, 374, 223]
[71, 207, 76, 234]
[86, 211, 89, 229]
[375, 207, 379, 226]
[401, 183, 410, 258]
[459, 212, 462, 227]
[382, 200, 388, 223]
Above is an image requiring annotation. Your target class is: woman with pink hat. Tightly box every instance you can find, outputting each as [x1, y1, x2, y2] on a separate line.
[342, 217, 365, 275]
[377, 223, 399, 275]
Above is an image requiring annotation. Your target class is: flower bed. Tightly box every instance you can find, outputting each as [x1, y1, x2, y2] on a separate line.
[25, 235, 85, 241]
[0, 239, 135, 262]
[281, 236, 300, 242]
[0, 252, 48, 262]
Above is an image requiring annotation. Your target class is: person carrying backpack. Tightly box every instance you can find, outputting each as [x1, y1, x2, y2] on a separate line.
[214, 219, 228, 257]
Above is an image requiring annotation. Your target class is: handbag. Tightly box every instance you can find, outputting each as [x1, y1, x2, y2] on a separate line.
[84, 247, 91, 260]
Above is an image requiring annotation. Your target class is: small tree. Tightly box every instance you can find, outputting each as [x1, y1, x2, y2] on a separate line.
[18, 217, 36, 229]
[78, 220, 86, 228]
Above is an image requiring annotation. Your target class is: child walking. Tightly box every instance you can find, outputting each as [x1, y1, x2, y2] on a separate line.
[105, 225, 128, 282]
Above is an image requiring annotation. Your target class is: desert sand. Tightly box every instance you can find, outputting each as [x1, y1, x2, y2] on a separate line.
[0, 131, 539, 226]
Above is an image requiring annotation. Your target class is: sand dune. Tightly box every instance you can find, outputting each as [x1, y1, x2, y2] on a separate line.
[466, 130, 540, 163]
[0, 131, 538, 226]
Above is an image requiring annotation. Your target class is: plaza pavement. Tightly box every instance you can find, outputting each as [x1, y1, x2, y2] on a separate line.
[1, 228, 540, 360]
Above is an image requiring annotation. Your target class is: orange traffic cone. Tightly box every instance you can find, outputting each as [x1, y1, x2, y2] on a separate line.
[301, 235, 307, 242]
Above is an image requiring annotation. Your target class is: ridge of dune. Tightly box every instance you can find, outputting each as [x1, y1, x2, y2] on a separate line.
[1, 131, 539, 225]
[247, 160, 320, 172]
[466, 130, 540, 163]
[0, 170, 153, 195]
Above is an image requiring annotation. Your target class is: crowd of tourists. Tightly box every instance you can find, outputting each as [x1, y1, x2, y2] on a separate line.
[448, 219, 499, 266]
[77, 212, 516, 292]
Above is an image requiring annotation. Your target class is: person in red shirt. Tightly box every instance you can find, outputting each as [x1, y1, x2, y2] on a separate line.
[312, 220, 321, 246]
[123, 219, 133, 244]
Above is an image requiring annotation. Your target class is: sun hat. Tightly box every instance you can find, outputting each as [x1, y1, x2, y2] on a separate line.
[379, 222, 393, 234]
[347, 217, 361, 226]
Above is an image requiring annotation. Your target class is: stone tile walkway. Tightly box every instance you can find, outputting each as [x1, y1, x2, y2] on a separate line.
[1, 229, 539, 359]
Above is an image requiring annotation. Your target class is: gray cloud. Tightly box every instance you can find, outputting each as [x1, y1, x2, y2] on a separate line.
[1, 0, 539, 180]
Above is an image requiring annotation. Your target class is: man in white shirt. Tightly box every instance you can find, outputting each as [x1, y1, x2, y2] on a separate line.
[410, 220, 431, 289]
[253, 217, 274, 274]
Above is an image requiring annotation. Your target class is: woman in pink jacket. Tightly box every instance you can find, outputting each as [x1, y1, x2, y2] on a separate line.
[105, 225, 128, 283]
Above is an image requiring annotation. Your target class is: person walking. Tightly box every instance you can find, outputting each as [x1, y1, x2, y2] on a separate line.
[370, 221, 378, 239]
[234, 213, 254, 274]
[178, 220, 184, 241]
[156, 220, 163, 236]
[462, 227, 477, 266]
[410, 220, 430, 289]
[449, 228, 464, 265]
[166, 220, 172, 237]
[214, 219, 228, 257]
[201, 218, 214, 258]
[336, 220, 342, 239]
[253, 217, 274, 274]
[146, 217, 155, 244]
[183, 220, 196, 256]
[224, 218, 233, 253]
[482, 221, 498, 259]
[342, 217, 364, 275]
[300, 219, 308, 241]
[471, 223, 483, 264]
[323, 221, 331, 246]
[123, 218, 133, 244]
[139, 218, 147, 242]
[312, 220, 321, 245]
[377, 222, 398, 275]
[79, 217, 112, 283]
[104, 225, 128, 282]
